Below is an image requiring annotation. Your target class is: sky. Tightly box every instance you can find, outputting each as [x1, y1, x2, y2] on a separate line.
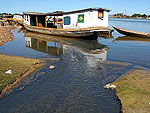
[0, 0, 150, 15]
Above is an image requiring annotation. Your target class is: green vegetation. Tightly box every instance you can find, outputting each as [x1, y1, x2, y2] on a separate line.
[0, 13, 12, 15]
[114, 13, 124, 17]
[0, 55, 42, 92]
[112, 13, 150, 19]
[132, 13, 148, 18]
[112, 70, 150, 113]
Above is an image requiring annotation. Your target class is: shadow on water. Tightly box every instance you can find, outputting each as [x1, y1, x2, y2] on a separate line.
[0, 29, 135, 113]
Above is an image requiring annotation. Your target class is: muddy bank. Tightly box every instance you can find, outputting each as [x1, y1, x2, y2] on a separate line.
[112, 69, 150, 113]
[0, 25, 14, 46]
[0, 55, 45, 97]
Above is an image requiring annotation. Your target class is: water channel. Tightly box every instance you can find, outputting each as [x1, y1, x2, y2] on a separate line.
[0, 18, 150, 113]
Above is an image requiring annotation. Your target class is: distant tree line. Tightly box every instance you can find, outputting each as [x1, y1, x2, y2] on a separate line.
[131, 14, 150, 17]
[0, 13, 13, 16]
[112, 13, 150, 19]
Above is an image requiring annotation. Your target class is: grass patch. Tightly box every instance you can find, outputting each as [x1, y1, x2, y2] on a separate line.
[112, 70, 150, 113]
[0, 55, 43, 92]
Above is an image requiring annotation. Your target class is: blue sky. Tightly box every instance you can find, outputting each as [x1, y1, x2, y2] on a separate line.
[1, 0, 150, 15]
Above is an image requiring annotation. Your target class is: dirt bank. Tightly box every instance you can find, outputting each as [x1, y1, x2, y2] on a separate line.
[0, 55, 45, 97]
[112, 69, 150, 113]
[0, 25, 14, 46]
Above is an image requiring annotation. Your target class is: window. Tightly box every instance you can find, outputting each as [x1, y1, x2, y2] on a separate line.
[64, 16, 71, 25]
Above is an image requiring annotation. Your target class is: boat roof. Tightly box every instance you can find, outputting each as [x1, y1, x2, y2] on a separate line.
[23, 7, 111, 16]
[23, 11, 63, 16]
[64, 8, 111, 15]
[13, 13, 23, 16]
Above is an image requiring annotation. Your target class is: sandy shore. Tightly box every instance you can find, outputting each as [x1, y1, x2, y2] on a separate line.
[112, 69, 150, 113]
[0, 25, 14, 46]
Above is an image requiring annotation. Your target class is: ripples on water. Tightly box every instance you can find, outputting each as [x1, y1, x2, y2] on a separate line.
[0, 44, 134, 113]
[0, 18, 150, 113]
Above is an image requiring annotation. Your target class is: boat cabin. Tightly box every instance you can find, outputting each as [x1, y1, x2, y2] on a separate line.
[13, 13, 24, 21]
[23, 12, 63, 28]
[63, 8, 111, 29]
[23, 8, 111, 29]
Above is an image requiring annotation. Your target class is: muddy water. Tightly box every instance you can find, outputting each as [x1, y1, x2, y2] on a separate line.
[0, 18, 150, 113]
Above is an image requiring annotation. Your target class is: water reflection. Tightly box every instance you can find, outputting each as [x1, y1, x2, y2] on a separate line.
[0, 30, 135, 113]
[24, 31, 108, 61]
[98, 34, 113, 39]
[115, 36, 150, 42]
[25, 37, 63, 56]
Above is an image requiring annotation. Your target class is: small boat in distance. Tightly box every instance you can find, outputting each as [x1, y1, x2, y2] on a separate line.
[113, 26, 150, 38]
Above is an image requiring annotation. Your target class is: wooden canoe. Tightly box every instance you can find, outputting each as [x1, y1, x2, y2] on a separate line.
[113, 26, 150, 38]
[23, 24, 99, 39]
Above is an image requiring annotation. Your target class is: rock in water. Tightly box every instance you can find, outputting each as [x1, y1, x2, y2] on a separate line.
[49, 65, 55, 69]
[104, 84, 116, 90]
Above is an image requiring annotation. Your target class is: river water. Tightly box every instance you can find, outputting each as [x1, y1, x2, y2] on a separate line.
[0, 18, 150, 113]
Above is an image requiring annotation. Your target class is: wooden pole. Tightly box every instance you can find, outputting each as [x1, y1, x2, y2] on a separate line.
[36, 16, 38, 26]
[56, 16, 58, 23]
[54, 16, 55, 26]
[45, 16, 47, 27]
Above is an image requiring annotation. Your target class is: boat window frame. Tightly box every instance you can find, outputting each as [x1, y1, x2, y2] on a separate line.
[64, 16, 71, 25]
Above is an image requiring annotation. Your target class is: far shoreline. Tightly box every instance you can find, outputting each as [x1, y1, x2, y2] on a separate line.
[110, 17, 150, 20]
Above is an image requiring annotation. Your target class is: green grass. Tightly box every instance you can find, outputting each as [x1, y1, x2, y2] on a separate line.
[0, 55, 42, 92]
[112, 70, 150, 113]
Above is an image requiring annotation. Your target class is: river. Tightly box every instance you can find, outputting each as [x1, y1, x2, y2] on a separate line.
[0, 18, 150, 113]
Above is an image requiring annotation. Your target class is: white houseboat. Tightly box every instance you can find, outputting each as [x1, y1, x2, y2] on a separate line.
[13, 13, 24, 21]
[13, 13, 24, 25]
[23, 8, 111, 39]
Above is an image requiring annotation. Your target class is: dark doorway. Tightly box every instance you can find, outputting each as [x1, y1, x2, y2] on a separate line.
[38, 16, 46, 27]
[30, 15, 36, 26]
